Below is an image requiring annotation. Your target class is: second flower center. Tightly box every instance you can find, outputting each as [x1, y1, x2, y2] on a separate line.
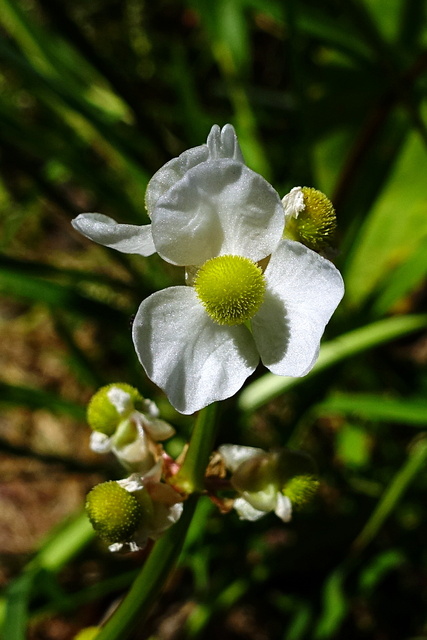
[194, 255, 266, 326]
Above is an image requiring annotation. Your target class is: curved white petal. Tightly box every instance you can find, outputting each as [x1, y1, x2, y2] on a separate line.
[132, 286, 259, 414]
[275, 494, 292, 522]
[152, 160, 284, 266]
[135, 413, 175, 441]
[242, 485, 278, 512]
[145, 145, 209, 216]
[218, 444, 265, 473]
[72, 213, 155, 256]
[90, 431, 112, 454]
[252, 240, 344, 377]
[234, 497, 266, 521]
[113, 438, 155, 474]
[207, 124, 244, 162]
[148, 501, 184, 539]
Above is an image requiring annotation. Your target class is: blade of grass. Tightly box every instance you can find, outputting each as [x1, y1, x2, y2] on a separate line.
[352, 437, 427, 552]
[316, 393, 427, 426]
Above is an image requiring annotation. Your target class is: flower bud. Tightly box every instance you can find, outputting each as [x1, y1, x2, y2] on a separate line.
[87, 383, 143, 436]
[282, 186, 337, 251]
[85, 481, 148, 544]
[230, 452, 276, 494]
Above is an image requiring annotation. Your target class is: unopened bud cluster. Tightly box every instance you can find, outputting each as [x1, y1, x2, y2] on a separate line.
[83, 384, 322, 550]
[84, 383, 182, 552]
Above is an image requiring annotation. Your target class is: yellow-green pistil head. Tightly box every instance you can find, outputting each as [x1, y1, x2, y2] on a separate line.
[87, 383, 143, 436]
[194, 255, 266, 326]
[85, 481, 143, 543]
[286, 187, 336, 251]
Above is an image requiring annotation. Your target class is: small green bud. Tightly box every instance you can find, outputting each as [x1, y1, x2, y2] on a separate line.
[87, 383, 143, 436]
[283, 474, 319, 507]
[85, 481, 143, 543]
[284, 187, 337, 251]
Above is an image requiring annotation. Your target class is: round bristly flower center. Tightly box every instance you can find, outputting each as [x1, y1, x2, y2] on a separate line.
[85, 481, 143, 543]
[194, 255, 266, 326]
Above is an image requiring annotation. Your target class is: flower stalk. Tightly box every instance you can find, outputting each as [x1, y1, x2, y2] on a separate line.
[94, 403, 219, 639]
[173, 403, 219, 493]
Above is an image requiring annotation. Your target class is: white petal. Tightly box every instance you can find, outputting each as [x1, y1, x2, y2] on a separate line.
[72, 213, 155, 255]
[151, 160, 284, 266]
[135, 413, 175, 441]
[90, 431, 112, 454]
[145, 145, 209, 216]
[218, 444, 265, 473]
[251, 240, 344, 377]
[132, 286, 259, 414]
[242, 485, 278, 512]
[234, 497, 266, 521]
[282, 186, 304, 221]
[142, 399, 160, 418]
[113, 439, 155, 474]
[148, 501, 184, 539]
[274, 494, 293, 522]
[207, 124, 245, 162]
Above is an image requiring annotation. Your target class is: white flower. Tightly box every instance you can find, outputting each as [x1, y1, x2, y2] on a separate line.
[86, 462, 184, 553]
[72, 125, 344, 415]
[88, 384, 175, 473]
[71, 124, 243, 254]
[219, 445, 292, 522]
[110, 462, 184, 553]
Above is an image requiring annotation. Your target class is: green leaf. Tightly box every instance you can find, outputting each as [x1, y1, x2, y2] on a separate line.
[352, 437, 427, 552]
[239, 314, 427, 412]
[359, 549, 405, 592]
[372, 235, 427, 315]
[314, 567, 348, 639]
[344, 125, 427, 307]
[318, 393, 427, 426]
[336, 423, 371, 468]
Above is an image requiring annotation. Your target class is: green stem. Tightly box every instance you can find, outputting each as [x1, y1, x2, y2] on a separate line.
[95, 403, 219, 640]
[95, 496, 198, 640]
[174, 403, 219, 493]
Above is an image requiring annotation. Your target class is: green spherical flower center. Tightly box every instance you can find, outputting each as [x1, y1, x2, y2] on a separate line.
[286, 187, 336, 251]
[85, 481, 143, 543]
[87, 383, 143, 436]
[194, 255, 266, 326]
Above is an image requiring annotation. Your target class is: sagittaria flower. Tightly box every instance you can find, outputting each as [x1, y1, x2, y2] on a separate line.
[71, 124, 243, 255]
[87, 383, 175, 472]
[72, 125, 344, 414]
[219, 444, 319, 522]
[86, 461, 184, 553]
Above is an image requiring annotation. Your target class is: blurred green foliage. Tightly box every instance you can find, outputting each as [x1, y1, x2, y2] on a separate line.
[1, 0, 427, 638]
